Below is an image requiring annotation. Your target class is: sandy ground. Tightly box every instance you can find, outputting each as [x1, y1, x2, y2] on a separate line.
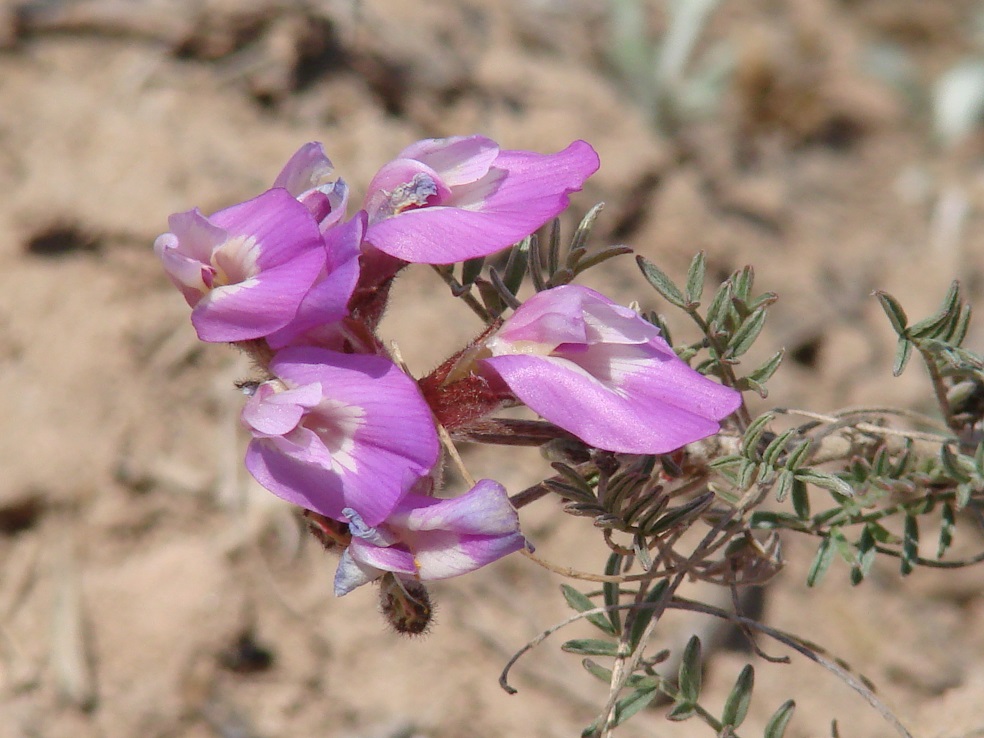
[2, 1, 984, 736]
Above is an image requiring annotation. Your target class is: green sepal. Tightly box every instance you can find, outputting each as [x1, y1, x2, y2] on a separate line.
[460, 256, 485, 288]
[573, 245, 633, 276]
[475, 277, 507, 319]
[527, 233, 547, 292]
[568, 203, 605, 262]
[501, 237, 531, 296]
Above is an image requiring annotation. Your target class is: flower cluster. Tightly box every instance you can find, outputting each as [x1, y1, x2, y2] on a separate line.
[155, 135, 742, 617]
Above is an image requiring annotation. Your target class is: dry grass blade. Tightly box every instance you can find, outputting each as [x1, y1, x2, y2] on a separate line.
[50, 536, 97, 711]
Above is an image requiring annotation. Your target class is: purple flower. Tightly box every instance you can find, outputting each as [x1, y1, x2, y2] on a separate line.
[273, 142, 349, 231]
[265, 211, 366, 351]
[333, 479, 528, 596]
[481, 285, 743, 454]
[362, 136, 600, 264]
[154, 188, 327, 343]
[242, 347, 440, 526]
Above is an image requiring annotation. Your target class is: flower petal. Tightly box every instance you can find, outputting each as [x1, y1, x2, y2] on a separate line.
[364, 140, 600, 264]
[265, 212, 366, 350]
[396, 135, 500, 187]
[242, 347, 440, 525]
[364, 158, 451, 223]
[482, 349, 738, 454]
[333, 548, 385, 596]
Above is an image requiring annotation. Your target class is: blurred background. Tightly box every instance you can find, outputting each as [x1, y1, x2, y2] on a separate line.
[2, 0, 984, 735]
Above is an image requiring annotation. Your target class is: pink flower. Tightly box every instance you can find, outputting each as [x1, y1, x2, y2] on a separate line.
[273, 142, 349, 231]
[265, 211, 366, 351]
[333, 479, 528, 596]
[242, 347, 440, 526]
[154, 188, 326, 343]
[481, 285, 743, 454]
[362, 136, 600, 264]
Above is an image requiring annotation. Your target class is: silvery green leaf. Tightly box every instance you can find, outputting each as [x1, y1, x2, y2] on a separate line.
[705, 279, 734, 327]
[636, 255, 686, 307]
[665, 701, 696, 721]
[604, 554, 623, 635]
[795, 469, 855, 497]
[561, 639, 621, 657]
[748, 349, 785, 384]
[629, 579, 670, 649]
[807, 536, 835, 587]
[947, 302, 972, 345]
[762, 429, 796, 468]
[561, 585, 616, 635]
[727, 307, 768, 358]
[892, 337, 913, 376]
[791, 478, 811, 519]
[611, 686, 659, 727]
[875, 290, 908, 334]
[775, 469, 795, 503]
[851, 526, 877, 585]
[732, 265, 755, 302]
[678, 635, 702, 703]
[764, 700, 796, 738]
[940, 445, 971, 483]
[784, 439, 813, 471]
[721, 664, 754, 728]
[685, 251, 706, 304]
[581, 658, 612, 683]
[901, 514, 919, 576]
